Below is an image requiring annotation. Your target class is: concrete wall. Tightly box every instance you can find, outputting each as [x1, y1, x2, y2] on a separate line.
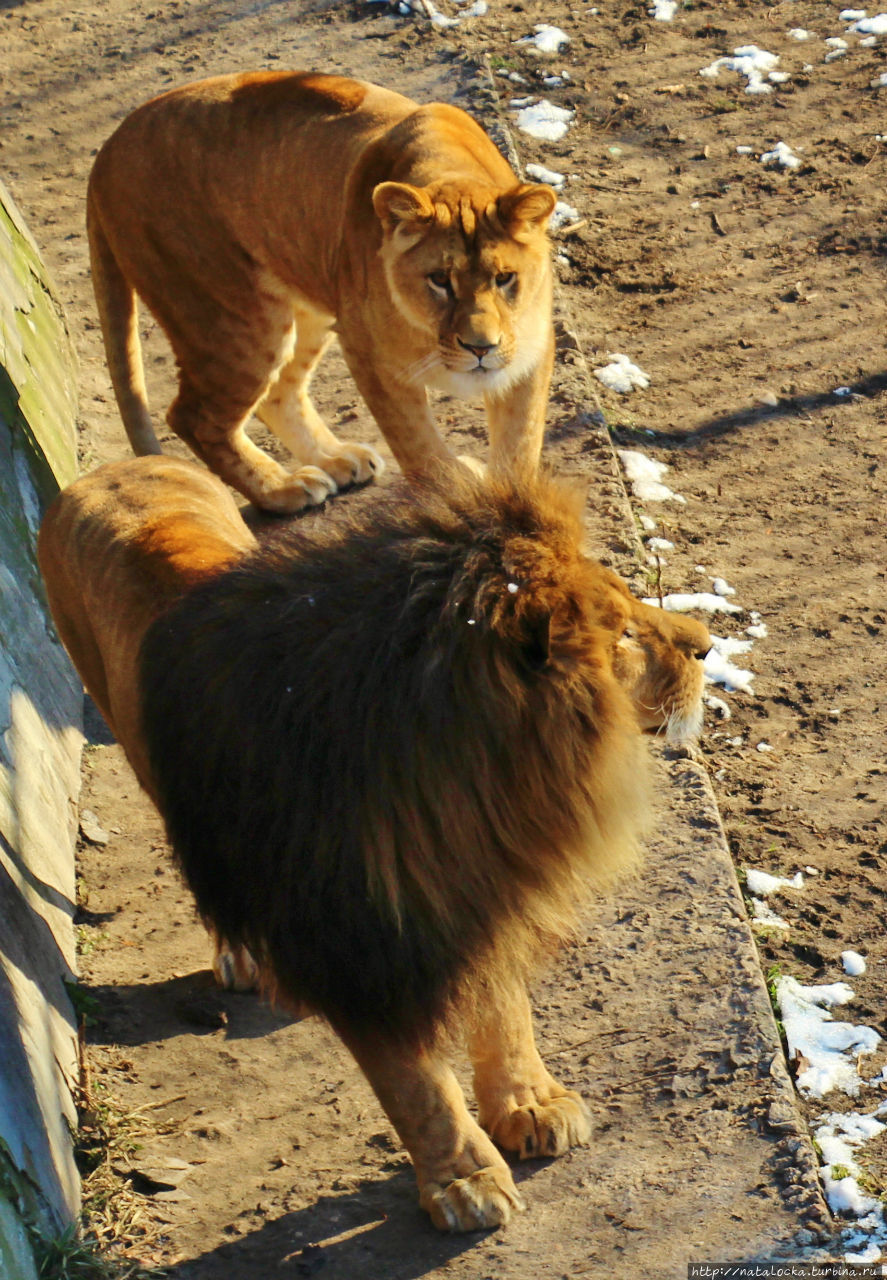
[0, 180, 83, 1278]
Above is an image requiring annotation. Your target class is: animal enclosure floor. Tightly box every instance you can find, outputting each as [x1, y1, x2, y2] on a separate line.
[3, 0, 886, 1272]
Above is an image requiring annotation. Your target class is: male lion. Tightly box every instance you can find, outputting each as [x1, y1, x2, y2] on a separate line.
[87, 71, 558, 513]
[38, 457, 710, 1231]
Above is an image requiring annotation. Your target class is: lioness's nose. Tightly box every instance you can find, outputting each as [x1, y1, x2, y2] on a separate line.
[458, 337, 497, 359]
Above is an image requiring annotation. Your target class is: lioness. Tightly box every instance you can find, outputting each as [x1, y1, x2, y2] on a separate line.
[38, 457, 710, 1231]
[87, 72, 558, 513]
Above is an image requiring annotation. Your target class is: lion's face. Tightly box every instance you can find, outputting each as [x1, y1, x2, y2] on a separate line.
[591, 569, 711, 743]
[373, 179, 555, 399]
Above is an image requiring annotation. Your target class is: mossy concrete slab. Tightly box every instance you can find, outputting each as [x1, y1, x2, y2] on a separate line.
[0, 178, 83, 1264]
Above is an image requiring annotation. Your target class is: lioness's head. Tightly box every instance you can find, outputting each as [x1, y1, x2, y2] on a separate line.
[373, 178, 556, 399]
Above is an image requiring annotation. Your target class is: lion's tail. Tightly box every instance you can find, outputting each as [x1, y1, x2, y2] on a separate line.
[86, 188, 162, 456]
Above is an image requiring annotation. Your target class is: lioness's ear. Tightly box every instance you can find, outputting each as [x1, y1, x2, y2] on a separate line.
[498, 183, 557, 233]
[373, 182, 435, 232]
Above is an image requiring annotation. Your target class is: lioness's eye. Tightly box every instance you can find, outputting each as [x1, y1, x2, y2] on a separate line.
[428, 270, 450, 292]
[496, 271, 516, 289]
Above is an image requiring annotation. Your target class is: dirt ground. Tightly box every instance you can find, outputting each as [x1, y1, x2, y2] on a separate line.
[2, 0, 886, 1272]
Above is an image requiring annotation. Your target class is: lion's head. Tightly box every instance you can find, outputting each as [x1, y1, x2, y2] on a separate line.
[594, 570, 711, 743]
[372, 177, 556, 399]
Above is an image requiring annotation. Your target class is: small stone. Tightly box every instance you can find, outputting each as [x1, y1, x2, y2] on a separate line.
[79, 809, 110, 845]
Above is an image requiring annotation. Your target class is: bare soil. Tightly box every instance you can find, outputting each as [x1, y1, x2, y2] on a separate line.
[2, 0, 886, 1272]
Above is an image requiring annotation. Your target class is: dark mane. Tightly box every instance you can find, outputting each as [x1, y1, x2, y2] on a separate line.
[138, 472, 646, 1044]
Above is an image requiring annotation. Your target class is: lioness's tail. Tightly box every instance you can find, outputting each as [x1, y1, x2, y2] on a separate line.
[86, 188, 162, 456]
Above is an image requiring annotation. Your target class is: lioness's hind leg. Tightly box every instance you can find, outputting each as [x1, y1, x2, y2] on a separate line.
[256, 303, 383, 489]
[341, 1029, 525, 1232]
[469, 979, 591, 1160]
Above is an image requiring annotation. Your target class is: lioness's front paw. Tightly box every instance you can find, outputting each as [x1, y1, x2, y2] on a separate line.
[421, 1166, 526, 1232]
[317, 444, 384, 488]
[489, 1091, 591, 1160]
[258, 465, 338, 513]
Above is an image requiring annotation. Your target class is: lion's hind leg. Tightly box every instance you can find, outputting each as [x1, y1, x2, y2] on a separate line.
[469, 978, 591, 1160]
[341, 1029, 525, 1231]
[208, 927, 260, 992]
[255, 301, 383, 491]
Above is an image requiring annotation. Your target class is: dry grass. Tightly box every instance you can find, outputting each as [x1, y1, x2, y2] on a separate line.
[39, 1021, 176, 1280]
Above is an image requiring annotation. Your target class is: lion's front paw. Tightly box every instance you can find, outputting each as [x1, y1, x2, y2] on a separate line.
[489, 1091, 591, 1160]
[421, 1166, 526, 1232]
[317, 444, 384, 488]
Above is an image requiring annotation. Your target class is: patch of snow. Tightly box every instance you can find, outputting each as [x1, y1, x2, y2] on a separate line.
[516, 23, 570, 53]
[595, 354, 650, 394]
[775, 976, 881, 1098]
[746, 622, 768, 639]
[825, 36, 849, 60]
[751, 898, 789, 929]
[843, 1232, 887, 1266]
[700, 45, 784, 94]
[788, 28, 815, 41]
[703, 647, 755, 693]
[842, 950, 867, 976]
[647, 536, 674, 553]
[648, 592, 743, 616]
[815, 1108, 887, 1225]
[619, 458, 660, 486]
[650, 0, 678, 19]
[745, 868, 804, 896]
[525, 162, 566, 188]
[429, 6, 461, 28]
[712, 577, 736, 597]
[550, 200, 580, 230]
[761, 141, 801, 169]
[514, 99, 574, 141]
[704, 694, 732, 719]
[850, 13, 887, 35]
[617, 449, 688, 504]
[708, 633, 753, 658]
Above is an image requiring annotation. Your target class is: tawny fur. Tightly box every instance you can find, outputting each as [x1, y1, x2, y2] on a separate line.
[38, 456, 709, 1231]
[86, 71, 558, 514]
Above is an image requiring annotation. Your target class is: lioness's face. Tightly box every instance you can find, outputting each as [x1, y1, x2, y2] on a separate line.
[373, 180, 556, 399]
